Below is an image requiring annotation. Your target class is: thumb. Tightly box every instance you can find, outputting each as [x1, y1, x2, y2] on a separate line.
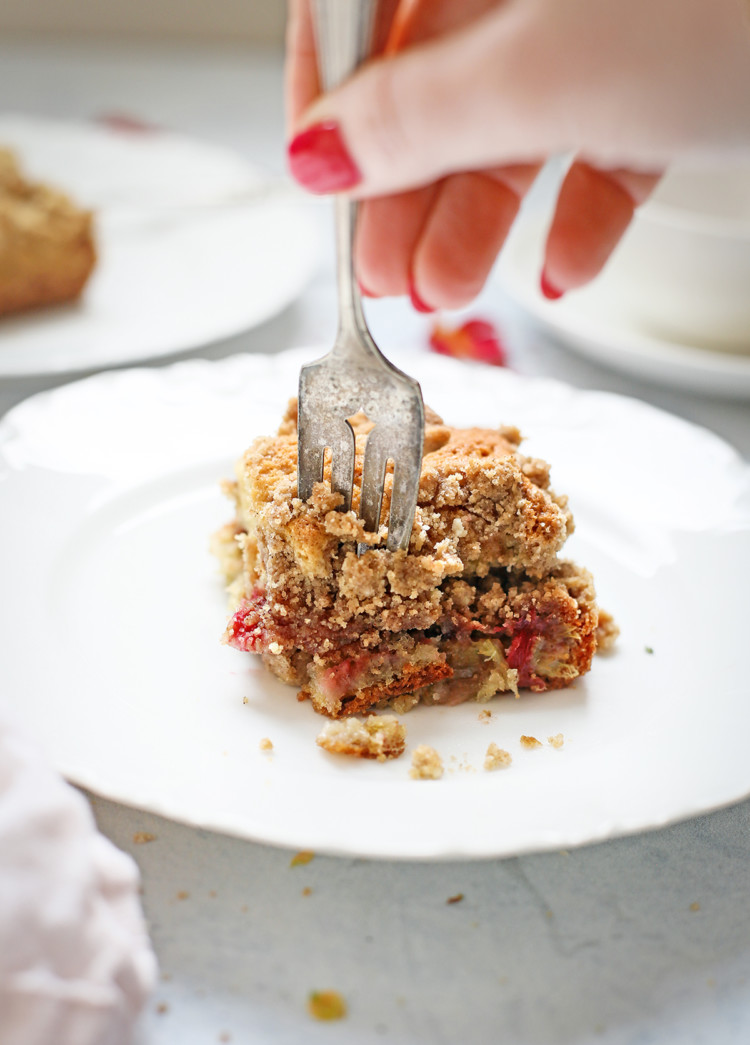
[287, 7, 552, 198]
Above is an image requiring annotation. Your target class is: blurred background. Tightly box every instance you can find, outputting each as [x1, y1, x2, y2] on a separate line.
[0, 0, 286, 45]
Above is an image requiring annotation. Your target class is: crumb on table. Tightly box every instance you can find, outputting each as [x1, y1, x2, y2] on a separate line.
[132, 831, 157, 844]
[176, 891, 189, 901]
[308, 990, 347, 1021]
[547, 733, 564, 749]
[520, 735, 542, 749]
[446, 893, 464, 904]
[484, 743, 512, 770]
[290, 850, 315, 868]
[410, 745, 444, 780]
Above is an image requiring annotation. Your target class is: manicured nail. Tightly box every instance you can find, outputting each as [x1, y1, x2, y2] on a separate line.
[287, 121, 361, 193]
[540, 269, 564, 301]
[358, 280, 379, 299]
[408, 276, 435, 314]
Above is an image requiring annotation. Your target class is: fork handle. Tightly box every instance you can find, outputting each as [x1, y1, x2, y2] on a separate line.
[311, 0, 382, 355]
[311, 0, 379, 93]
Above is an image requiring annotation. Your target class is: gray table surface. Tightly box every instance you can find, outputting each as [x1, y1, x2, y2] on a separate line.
[1, 38, 749, 1045]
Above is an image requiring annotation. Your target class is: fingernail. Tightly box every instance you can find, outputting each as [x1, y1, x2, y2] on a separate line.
[408, 276, 435, 314]
[540, 269, 564, 301]
[358, 280, 379, 299]
[287, 121, 361, 193]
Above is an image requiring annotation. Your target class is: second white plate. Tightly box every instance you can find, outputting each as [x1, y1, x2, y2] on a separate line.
[0, 115, 321, 377]
[2, 349, 749, 859]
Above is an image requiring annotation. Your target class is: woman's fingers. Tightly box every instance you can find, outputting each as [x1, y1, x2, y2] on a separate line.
[542, 163, 662, 297]
[356, 165, 539, 310]
[356, 186, 440, 299]
[411, 165, 540, 310]
[287, 7, 546, 197]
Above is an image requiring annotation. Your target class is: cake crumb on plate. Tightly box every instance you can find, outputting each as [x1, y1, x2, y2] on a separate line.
[520, 735, 542, 749]
[316, 715, 406, 761]
[478, 709, 492, 724]
[410, 745, 444, 780]
[596, 608, 619, 651]
[548, 733, 564, 748]
[484, 743, 512, 770]
[259, 737, 273, 751]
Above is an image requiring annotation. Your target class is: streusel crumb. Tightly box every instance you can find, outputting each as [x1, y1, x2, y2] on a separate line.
[410, 744, 444, 780]
[520, 735, 542, 749]
[316, 715, 406, 761]
[596, 609, 619, 652]
[484, 743, 512, 770]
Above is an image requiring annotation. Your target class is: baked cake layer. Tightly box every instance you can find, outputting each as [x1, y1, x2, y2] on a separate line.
[214, 401, 601, 717]
[0, 147, 96, 316]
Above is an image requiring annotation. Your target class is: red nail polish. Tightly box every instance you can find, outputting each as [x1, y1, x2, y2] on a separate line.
[358, 280, 379, 299]
[287, 121, 361, 193]
[408, 276, 435, 314]
[540, 270, 564, 301]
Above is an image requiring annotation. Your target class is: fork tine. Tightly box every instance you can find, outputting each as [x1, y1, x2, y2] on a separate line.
[386, 440, 422, 551]
[329, 419, 355, 512]
[359, 423, 389, 534]
[297, 439, 325, 502]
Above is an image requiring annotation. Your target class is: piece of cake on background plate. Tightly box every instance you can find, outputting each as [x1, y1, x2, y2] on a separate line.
[0, 147, 96, 316]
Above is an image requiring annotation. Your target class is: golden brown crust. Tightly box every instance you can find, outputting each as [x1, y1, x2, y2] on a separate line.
[0, 147, 96, 316]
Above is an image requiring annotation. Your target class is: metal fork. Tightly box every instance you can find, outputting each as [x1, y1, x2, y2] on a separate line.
[297, 0, 425, 553]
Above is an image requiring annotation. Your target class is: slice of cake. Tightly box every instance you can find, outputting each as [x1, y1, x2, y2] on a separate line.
[0, 147, 96, 316]
[213, 401, 601, 718]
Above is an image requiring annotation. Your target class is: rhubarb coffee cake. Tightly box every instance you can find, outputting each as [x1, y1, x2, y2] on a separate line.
[213, 401, 605, 718]
[0, 147, 96, 316]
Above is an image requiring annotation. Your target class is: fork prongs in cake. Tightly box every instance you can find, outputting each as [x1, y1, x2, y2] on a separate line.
[298, 353, 424, 552]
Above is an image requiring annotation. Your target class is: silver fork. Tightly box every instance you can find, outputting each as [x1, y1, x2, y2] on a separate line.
[297, 0, 425, 552]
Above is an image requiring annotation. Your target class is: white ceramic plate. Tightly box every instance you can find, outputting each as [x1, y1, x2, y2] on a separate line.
[499, 216, 750, 398]
[2, 348, 749, 860]
[0, 115, 320, 376]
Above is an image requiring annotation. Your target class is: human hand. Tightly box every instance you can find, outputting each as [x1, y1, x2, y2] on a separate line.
[286, 0, 750, 309]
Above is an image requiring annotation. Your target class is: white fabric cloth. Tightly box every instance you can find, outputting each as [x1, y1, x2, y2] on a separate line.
[0, 701, 156, 1045]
